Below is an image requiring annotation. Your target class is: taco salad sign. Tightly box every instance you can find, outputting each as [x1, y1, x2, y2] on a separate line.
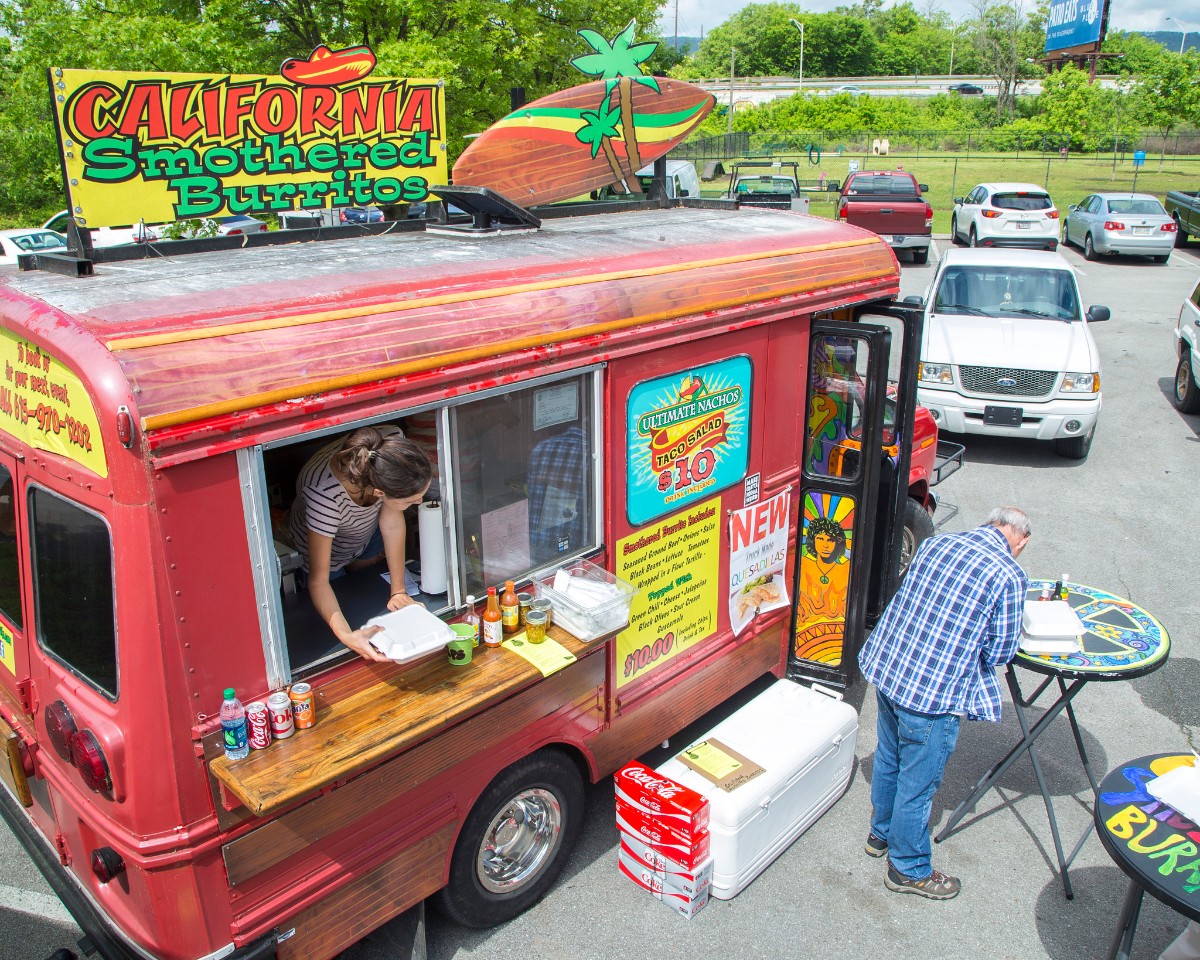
[48, 46, 447, 229]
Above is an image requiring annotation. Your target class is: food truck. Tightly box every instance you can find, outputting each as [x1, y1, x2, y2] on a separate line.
[0, 195, 932, 960]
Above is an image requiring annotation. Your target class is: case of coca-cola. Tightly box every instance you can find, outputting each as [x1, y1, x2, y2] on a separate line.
[614, 760, 710, 837]
[617, 849, 711, 919]
[614, 799, 711, 868]
[619, 834, 713, 897]
[655, 678, 858, 900]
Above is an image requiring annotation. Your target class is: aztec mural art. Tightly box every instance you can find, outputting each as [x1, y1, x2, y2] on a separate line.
[452, 21, 714, 207]
[794, 492, 855, 666]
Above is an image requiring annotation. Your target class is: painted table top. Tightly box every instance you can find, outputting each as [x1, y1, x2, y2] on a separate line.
[1015, 581, 1170, 681]
[1095, 753, 1200, 922]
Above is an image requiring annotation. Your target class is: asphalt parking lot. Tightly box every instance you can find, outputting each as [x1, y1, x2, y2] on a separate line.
[4, 238, 1200, 960]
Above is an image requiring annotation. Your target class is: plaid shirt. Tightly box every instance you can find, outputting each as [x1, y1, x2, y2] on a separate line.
[859, 525, 1027, 722]
[528, 425, 587, 556]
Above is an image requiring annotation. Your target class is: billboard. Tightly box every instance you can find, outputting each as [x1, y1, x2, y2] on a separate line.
[1044, 0, 1105, 54]
[49, 46, 447, 229]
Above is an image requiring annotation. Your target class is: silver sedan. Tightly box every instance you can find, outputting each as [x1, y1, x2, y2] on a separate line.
[1062, 192, 1176, 263]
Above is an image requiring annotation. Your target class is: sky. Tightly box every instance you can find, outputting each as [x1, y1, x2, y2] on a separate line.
[657, 0, 1191, 41]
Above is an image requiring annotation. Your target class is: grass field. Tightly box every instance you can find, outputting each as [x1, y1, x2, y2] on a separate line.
[700, 152, 1200, 233]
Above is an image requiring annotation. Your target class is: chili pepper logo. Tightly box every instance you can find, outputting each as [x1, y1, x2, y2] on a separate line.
[280, 44, 377, 87]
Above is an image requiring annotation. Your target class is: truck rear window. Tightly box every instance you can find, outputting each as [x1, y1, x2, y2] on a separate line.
[846, 176, 917, 196]
[29, 488, 117, 698]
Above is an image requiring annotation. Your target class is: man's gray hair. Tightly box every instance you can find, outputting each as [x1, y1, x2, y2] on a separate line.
[985, 506, 1031, 537]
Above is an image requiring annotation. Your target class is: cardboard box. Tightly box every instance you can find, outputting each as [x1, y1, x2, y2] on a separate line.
[614, 761, 710, 834]
[618, 834, 713, 897]
[615, 798, 711, 865]
[617, 850, 711, 919]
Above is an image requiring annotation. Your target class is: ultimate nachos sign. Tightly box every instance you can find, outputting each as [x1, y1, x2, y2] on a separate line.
[48, 45, 446, 229]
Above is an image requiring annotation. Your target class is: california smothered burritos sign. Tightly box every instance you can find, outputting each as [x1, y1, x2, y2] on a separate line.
[48, 46, 446, 229]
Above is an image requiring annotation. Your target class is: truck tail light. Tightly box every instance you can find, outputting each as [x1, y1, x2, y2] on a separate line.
[1104, 220, 1125, 231]
[1046, 210, 1060, 220]
[924, 203, 933, 227]
[1162, 222, 1177, 232]
[90, 846, 126, 883]
[70, 730, 113, 796]
[836, 205, 848, 219]
[45, 701, 78, 762]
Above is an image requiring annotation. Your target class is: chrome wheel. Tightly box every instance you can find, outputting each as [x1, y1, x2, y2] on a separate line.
[475, 788, 564, 894]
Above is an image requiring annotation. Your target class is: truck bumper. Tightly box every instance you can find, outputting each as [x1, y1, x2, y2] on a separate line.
[882, 234, 930, 250]
[917, 389, 1100, 441]
[0, 785, 277, 960]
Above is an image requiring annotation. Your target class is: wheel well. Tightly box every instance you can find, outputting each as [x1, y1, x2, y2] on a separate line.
[907, 483, 930, 510]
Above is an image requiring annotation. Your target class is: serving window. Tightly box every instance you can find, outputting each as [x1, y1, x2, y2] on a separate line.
[252, 369, 602, 679]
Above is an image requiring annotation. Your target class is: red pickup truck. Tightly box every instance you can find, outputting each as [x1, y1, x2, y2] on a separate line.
[836, 170, 933, 264]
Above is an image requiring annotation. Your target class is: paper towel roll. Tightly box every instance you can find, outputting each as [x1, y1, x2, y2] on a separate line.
[418, 501, 448, 595]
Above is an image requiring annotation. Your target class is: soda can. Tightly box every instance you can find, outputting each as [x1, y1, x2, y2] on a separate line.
[267, 691, 295, 739]
[290, 682, 316, 730]
[246, 701, 272, 750]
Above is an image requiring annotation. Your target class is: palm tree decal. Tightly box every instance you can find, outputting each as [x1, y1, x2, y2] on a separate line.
[571, 19, 659, 190]
[575, 105, 624, 183]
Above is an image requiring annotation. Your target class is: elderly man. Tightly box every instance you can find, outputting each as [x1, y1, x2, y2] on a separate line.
[858, 506, 1032, 900]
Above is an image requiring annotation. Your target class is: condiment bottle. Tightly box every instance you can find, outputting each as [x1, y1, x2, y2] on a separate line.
[1038, 584, 1053, 602]
[464, 594, 481, 648]
[1059, 575, 1069, 601]
[501, 580, 520, 635]
[483, 587, 503, 648]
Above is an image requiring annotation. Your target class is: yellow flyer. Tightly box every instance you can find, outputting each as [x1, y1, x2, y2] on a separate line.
[502, 633, 576, 677]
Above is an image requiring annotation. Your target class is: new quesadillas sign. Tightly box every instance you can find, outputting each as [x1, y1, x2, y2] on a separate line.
[49, 45, 446, 229]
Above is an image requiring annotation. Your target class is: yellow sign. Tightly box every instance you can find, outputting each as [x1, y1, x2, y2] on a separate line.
[50, 47, 447, 228]
[615, 496, 720, 688]
[501, 633, 577, 678]
[0, 328, 107, 477]
[0, 621, 14, 677]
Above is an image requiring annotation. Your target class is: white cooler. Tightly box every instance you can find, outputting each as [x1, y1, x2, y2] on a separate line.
[656, 678, 858, 900]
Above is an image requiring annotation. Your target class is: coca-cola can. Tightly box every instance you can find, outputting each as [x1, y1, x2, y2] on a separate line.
[290, 682, 316, 730]
[246, 701, 272, 750]
[266, 691, 294, 739]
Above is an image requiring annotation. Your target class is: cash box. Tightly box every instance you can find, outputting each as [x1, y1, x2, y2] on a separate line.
[656, 678, 858, 900]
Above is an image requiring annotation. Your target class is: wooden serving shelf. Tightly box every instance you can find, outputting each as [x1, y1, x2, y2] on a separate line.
[209, 625, 603, 816]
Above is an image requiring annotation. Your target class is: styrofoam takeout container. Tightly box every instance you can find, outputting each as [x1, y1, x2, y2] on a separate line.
[365, 605, 454, 661]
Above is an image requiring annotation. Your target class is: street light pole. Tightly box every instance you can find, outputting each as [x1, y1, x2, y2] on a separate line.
[789, 19, 805, 91]
[1165, 16, 1193, 55]
[727, 47, 736, 136]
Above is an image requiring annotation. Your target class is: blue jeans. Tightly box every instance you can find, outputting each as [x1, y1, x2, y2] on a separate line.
[869, 689, 960, 880]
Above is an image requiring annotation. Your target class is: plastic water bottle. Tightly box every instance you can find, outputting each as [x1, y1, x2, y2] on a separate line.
[220, 688, 249, 760]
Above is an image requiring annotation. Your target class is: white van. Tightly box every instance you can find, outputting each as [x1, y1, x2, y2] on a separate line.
[594, 160, 700, 200]
[915, 248, 1109, 460]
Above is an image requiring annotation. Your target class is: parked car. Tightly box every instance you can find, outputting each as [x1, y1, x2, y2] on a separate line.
[1164, 188, 1200, 244]
[950, 182, 1059, 250]
[0, 228, 68, 265]
[916, 248, 1108, 459]
[42, 211, 158, 246]
[723, 161, 809, 212]
[948, 82, 984, 95]
[1062, 193, 1175, 263]
[835, 169, 933, 264]
[1173, 275, 1200, 413]
[593, 160, 702, 201]
[339, 206, 385, 224]
[213, 214, 267, 236]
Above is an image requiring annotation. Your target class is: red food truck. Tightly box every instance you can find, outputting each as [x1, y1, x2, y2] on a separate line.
[0, 197, 936, 960]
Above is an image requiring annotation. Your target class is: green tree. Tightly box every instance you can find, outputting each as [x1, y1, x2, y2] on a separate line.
[1132, 52, 1200, 170]
[1037, 64, 1102, 148]
[968, 0, 1043, 119]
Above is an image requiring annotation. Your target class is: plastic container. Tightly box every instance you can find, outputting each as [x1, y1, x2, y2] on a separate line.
[365, 605, 454, 662]
[220, 688, 249, 761]
[533, 559, 635, 641]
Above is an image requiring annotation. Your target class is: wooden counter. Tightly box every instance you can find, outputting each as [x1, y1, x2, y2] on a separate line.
[209, 626, 603, 816]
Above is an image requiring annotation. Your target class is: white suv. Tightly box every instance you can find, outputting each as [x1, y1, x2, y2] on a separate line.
[917, 249, 1108, 459]
[1173, 277, 1200, 413]
[950, 182, 1060, 250]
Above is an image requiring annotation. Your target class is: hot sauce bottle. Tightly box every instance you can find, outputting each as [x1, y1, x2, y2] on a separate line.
[483, 588, 503, 648]
[501, 580, 520, 635]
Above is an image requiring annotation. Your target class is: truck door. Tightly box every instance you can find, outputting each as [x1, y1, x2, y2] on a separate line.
[0, 452, 28, 709]
[789, 322, 891, 689]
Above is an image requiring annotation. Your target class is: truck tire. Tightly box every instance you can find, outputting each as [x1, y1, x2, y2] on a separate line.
[950, 215, 964, 245]
[912, 247, 929, 265]
[1176, 216, 1190, 247]
[900, 498, 934, 578]
[1083, 234, 1098, 261]
[1054, 424, 1095, 460]
[434, 749, 584, 929]
[1174, 352, 1200, 414]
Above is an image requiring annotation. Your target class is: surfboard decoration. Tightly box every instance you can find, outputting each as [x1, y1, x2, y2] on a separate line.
[453, 21, 714, 207]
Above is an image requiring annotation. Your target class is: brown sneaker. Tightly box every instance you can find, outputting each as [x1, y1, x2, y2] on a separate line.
[885, 863, 961, 900]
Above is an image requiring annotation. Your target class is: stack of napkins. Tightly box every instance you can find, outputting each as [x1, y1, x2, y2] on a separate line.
[1019, 599, 1084, 656]
[1147, 760, 1200, 825]
[552, 569, 621, 607]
